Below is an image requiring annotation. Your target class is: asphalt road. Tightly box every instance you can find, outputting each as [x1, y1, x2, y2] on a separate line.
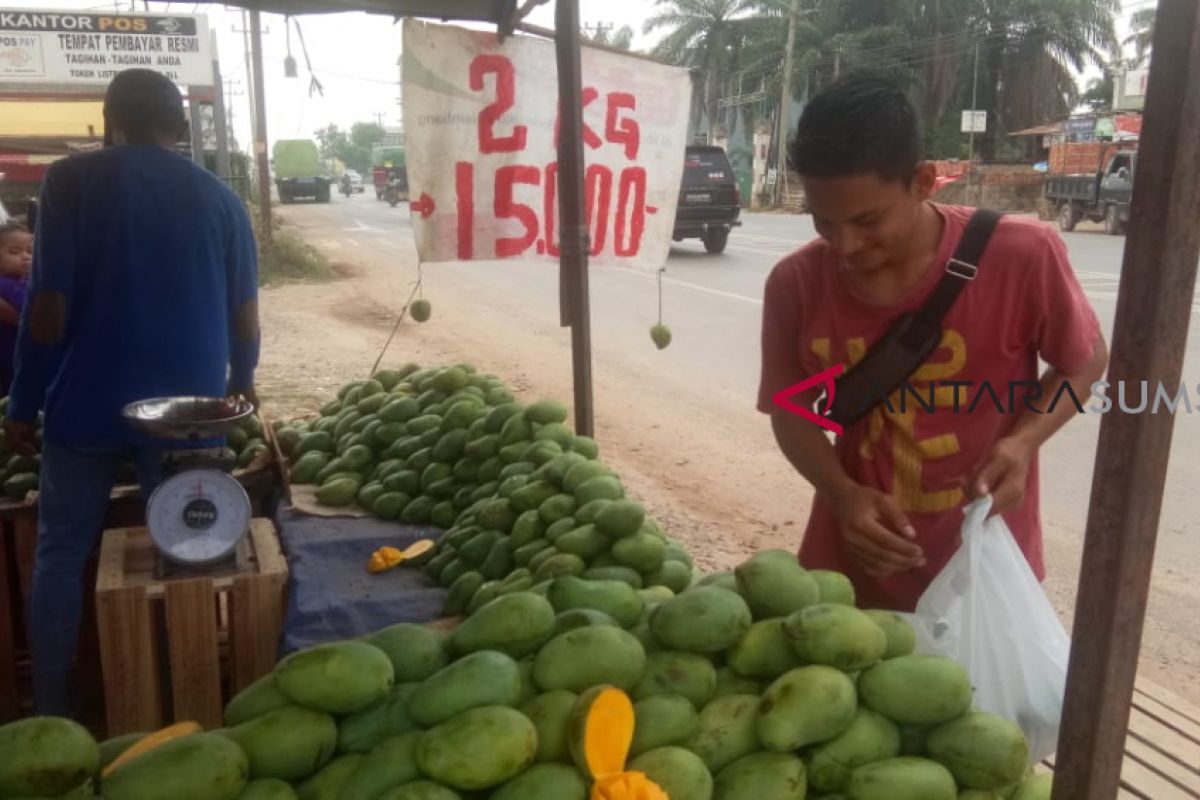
[303, 194, 1200, 586]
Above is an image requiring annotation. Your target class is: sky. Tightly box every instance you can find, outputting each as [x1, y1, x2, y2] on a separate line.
[3, 0, 1151, 151]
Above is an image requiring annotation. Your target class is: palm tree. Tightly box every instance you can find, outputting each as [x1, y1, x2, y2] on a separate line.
[1123, 8, 1155, 66]
[958, 0, 1119, 158]
[643, 0, 770, 141]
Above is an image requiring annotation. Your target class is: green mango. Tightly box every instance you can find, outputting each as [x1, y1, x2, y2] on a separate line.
[784, 603, 888, 672]
[225, 673, 293, 726]
[236, 778, 297, 799]
[685, 693, 760, 772]
[296, 754, 363, 800]
[275, 641, 394, 714]
[490, 762, 586, 800]
[408, 651, 522, 727]
[0, 717, 99, 798]
[630, 694, 699, 758]
[712, 752, 807, 800]
[632, 651, 717, 708]
[520, 690, 578, 763]
[416, 706, 537, 791]
[337, 683, 422, 754]
[845, 757, 957, 800]
[627, 747, 712, 800]
[449, 591, 556, 658]
[219, 705, 338, 781]
[101, 733, 248, 800]
[863, 609, 917, 659]
[726, 619, 800, 680]
[546, 575, 644, 627]
[532, 626, 646, 693]
[649, 586, 751, 654]
[337, 732, 421, 800]
[925, 712, 1029, 790]
[734, 549, 820, 619]
[756, 666, 857, 752]
[553, 524, 611, 561]
[858, 655, 973, 726]
[808, 707, 902, 793]
[611, 532, 666, 573]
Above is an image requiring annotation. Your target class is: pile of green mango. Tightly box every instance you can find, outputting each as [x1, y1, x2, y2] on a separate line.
[0, 396, 44, 500]
[0, 550, 1055, 800]
[0, 396, 269, 501]
[277, 363, 606, 533]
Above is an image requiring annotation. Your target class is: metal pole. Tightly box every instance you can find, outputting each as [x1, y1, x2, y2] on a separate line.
[249, 9, 273, 240]
[212, 32, 231, 180]
[967, 38, 979, 206]
[554, 0, 595, 437]
[1052, 1, 1200, 796]
[774, 0, 798, 208]
[187, 88, 204, 166]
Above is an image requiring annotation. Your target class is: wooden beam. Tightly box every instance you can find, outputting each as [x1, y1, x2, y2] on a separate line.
[1053, 1, 1200, 797]
[552, 0, 595, 437]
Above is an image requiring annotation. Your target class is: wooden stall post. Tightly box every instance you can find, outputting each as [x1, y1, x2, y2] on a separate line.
[553, 0, 596, 438]
[1052, 1, 1200, 796]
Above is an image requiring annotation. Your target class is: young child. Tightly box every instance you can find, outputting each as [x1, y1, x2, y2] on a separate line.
[0, 222, 33, 394]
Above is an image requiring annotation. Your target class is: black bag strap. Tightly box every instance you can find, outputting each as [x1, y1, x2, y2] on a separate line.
[822, 208, 1003, 429]
[915, 208, 1003, 329]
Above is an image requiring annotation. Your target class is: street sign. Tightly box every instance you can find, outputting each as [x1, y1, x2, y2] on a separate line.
[766, 168, 778, 186]
[961, 110, 987, 133]
[0, 8, 213, 87]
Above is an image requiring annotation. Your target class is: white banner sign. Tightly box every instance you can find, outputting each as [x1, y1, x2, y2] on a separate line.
[0, 9, 212, 87]
[402, 20, 691, 268]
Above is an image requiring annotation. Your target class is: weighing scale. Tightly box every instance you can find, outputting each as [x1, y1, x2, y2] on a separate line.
[123, 396, 256, 579]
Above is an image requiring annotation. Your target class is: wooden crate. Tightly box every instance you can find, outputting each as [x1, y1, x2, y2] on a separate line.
[96, 518, 288, 736]
[0, 504, 36, 721]
[0, 492, 149, 723]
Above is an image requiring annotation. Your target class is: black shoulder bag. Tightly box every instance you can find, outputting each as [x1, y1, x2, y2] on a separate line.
[819, 208, 1003, 429]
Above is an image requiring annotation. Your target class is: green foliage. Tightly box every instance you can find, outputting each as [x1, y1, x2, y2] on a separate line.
[315, 122, 386, 174]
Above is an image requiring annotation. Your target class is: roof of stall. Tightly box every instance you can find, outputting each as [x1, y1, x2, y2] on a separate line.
[192, 0, 519, 22]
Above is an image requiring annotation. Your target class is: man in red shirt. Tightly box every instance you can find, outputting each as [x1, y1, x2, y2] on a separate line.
[757, 75, 1109, 611]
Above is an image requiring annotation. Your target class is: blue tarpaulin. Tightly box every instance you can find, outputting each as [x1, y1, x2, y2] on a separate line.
[273, 504, 447, 655]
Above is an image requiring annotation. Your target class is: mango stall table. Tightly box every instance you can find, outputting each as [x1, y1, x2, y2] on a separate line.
[271, 501, 446, 654]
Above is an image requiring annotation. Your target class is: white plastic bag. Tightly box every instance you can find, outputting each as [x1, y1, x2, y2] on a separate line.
[901, 495, 1070, 762]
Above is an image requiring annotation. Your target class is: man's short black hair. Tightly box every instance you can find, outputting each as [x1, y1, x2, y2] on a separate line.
[104, 68, 186, 142]
[788, 73, 922, 184]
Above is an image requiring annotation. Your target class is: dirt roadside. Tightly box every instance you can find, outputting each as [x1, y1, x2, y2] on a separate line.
[257, 208, 1200, 708]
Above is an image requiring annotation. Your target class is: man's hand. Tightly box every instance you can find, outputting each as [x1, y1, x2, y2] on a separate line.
[970, 434, 1036, 513]
[3, 419, 38, 456]
[829, 482, 925, 578]
[228, 384, 259, 411]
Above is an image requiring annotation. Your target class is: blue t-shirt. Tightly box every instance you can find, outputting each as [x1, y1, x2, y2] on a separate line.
[8, 145, 259, 448]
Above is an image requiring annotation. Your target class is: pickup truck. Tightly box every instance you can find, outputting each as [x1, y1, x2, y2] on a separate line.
[1044, 148, 1136, 235]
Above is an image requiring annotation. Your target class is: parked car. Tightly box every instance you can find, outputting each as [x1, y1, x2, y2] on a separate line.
[344, 170, 366, 193]
[672, 145, 742, 253]
[1045, 148, 1137, 235]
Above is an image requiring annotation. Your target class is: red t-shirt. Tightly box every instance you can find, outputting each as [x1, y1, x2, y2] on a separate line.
[756, 203, 1102, 611]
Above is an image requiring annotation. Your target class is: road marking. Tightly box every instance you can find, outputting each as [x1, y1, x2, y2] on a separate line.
[344, 219, 381, 232]
[606, 265, 764, 306]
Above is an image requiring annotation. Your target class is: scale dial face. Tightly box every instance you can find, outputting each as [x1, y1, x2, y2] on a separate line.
[147, 469, 251, 565]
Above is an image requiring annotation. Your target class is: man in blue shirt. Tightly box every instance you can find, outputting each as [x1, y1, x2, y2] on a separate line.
[3, 69, 260, 715]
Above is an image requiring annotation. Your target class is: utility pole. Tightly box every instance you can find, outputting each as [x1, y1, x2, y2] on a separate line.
[967, 37, 980, 207]
[211, 31, 231, 180]
[774, 0, 798, 207]
[833, 49, 841, 80]
[249, 9, 272, 240]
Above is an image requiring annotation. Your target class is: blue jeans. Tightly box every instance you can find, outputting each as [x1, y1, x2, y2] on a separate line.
[30, 441, 165, 716]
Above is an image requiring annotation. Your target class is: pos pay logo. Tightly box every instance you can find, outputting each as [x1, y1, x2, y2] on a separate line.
[772, 364, 845, 436]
